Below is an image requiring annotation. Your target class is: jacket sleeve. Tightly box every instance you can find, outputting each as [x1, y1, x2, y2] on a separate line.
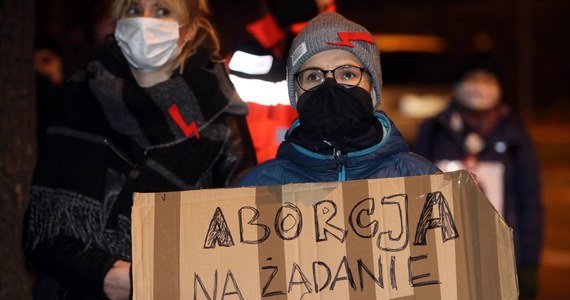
[511, 117, 543, 267]
[213, 114, 257, 187]
[23, 228, 117, 298]
[23, 75, 127, 298]
[23, 139, 122, 298]
[508, 117, 543, 298]
[412, 118, 438, 161]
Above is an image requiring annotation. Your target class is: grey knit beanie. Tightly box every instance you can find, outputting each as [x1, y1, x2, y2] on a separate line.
[287, 12, 382, 109]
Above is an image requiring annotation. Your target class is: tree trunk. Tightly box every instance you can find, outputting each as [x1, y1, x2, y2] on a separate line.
[0, 0, 36, 298]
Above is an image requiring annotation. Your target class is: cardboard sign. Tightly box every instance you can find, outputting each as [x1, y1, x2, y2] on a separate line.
[132, 171, 518, 299]
[436, 160, 506, 216]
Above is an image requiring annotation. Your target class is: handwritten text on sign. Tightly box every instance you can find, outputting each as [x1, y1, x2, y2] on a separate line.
[195, 191, 459, 299]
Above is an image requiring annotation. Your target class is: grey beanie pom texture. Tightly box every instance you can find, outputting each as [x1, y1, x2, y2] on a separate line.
[286, 12, 382, 109]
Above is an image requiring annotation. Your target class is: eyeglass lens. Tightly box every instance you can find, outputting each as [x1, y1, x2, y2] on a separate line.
[296, 65, 364, 91]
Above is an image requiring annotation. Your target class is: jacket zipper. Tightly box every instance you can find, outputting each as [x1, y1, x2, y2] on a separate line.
[332, 148, 346, 181]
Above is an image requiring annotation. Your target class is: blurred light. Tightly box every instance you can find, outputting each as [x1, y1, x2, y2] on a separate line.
[399, 93, 450, 118]
[229, 75, 290, 105]
[374, 34, 446, 53]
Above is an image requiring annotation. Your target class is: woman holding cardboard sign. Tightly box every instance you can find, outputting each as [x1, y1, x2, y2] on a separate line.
[238, 12, 439, 187]
[23, 0, 256, 299]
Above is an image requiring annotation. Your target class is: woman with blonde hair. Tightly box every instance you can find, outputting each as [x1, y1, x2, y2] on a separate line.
[24, 0, 256, 299]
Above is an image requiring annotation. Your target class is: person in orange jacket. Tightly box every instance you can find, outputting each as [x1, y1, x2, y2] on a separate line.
[227, 0, 336, 163]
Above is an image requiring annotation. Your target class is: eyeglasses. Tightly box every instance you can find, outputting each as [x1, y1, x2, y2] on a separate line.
[294, 65, 367, 92]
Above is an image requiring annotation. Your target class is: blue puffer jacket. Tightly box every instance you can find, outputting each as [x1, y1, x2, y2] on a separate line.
[238, 112, 439, 186]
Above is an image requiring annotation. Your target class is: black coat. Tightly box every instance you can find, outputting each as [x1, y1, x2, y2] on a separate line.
[413, 102, 543, 271]
[24, 42, 256, 299]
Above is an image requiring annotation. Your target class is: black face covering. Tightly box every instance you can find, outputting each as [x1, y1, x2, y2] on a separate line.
[266, 0, 318, 28]
[296, 78, 375, 143]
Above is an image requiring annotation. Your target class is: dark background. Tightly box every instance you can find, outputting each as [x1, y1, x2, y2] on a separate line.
[1, 0, 567, 299]
[35, 0, 570, 119]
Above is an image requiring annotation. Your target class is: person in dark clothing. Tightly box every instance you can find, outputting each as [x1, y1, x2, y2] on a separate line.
[34, 34, 66, 151]
[413, 53, 543, 300]
[238, 12, 439, 187]
[23, 0, 256, 299]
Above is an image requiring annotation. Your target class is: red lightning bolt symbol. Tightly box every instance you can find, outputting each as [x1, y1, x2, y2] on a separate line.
[168, 103, 200, 139]
[326, 32, 375, 48]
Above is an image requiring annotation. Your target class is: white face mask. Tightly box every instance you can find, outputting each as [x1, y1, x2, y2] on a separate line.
[455, 79, 501, 111]
[114, 17, 184, 73]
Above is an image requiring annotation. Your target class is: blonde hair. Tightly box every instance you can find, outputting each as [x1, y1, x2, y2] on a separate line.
[111, 0, 221, 70]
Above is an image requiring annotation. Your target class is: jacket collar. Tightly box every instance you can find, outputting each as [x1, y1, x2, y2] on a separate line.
[278, 112, 409, 169]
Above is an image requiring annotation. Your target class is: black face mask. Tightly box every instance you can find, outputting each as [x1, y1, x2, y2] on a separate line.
[266, 0, 318, 28]
[296, 78, 375, 142]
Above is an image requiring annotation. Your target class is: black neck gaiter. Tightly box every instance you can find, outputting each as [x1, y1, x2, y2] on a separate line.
[293, 79, 381, 152]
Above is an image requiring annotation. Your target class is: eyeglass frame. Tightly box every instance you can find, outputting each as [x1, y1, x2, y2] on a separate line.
[294, 65, 368, 92]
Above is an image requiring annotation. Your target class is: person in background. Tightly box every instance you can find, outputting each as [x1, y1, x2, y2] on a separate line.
[413, 53, 543, 300]
[23, 0, 256, 299]
[237, 12, 439, 187]
[34, 34, 66, 151]
[227, 0, 336, 163]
